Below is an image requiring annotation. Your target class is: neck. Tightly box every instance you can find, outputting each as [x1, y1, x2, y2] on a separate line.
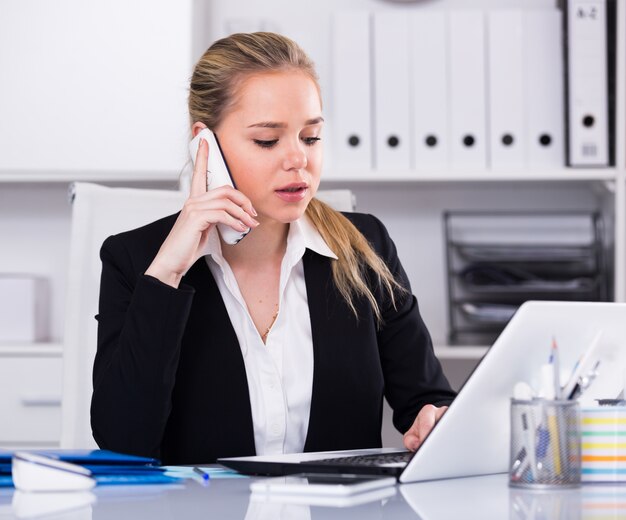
[221, 218, 289, 265]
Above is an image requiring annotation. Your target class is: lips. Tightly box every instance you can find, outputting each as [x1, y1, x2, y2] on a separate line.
[276, 183, 308, 193]
[275, 183, 309, 202]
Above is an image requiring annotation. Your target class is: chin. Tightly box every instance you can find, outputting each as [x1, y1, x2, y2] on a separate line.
[272, 206, 308, 224]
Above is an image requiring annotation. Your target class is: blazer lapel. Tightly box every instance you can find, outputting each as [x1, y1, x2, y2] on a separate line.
[180, 258, 257, 457]
[302, 249, 338, 451]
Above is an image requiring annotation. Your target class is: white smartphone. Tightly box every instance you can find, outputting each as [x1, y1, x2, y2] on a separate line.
[249, 473, 396, 496]
[189, 128, 250, 245]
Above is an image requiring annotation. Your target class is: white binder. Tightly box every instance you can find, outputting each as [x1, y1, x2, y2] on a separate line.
[487, 10, 524, 170]
[330, 12, 372, 174]
[372, 11, 412, 172]
[448, 10, 487, 171]
[522, 9, 565, 169]
[411, 11, 448, 172]
[564, 0, 610, 166]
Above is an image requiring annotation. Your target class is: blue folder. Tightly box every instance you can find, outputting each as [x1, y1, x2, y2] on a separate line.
[0, 449, 159, 466]
[0, 449, 182, 487]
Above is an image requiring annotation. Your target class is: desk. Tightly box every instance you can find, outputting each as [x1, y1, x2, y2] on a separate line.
[1, 473, 625, 519]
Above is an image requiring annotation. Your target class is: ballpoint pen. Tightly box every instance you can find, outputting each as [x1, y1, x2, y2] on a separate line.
[521, 412, 539, 481]
[551, 337, 562, 399]
[511, 382, 537, 482]
[194, 467, 210, 482]
[562, 331, 603, 399]
[569, 360, 601, 400]
[510, 446, 528, 480]
[540, 362, 562, 476]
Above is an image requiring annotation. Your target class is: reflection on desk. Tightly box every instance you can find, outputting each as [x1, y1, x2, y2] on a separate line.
[1, 473, 626, 519]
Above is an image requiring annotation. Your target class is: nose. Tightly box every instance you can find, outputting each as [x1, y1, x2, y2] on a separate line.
[282, 141, 308, 171]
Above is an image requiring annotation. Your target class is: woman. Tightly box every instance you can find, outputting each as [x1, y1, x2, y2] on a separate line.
[91, 32, 456, 465]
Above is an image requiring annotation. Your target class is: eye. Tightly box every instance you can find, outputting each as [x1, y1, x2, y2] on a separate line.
[303, 137, 321, 146]
[254, 139, 278, 149]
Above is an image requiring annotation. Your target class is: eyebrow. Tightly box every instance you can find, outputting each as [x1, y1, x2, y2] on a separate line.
[247, 116, 324, 129]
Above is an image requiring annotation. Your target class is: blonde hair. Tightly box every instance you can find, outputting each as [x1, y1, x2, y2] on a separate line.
[189, 32, 405, 323]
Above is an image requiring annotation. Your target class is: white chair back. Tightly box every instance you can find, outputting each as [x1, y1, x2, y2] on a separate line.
[61, 183, 185, 448]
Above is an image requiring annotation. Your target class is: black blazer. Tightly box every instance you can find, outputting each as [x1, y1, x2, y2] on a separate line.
[90, 211, 455, 464]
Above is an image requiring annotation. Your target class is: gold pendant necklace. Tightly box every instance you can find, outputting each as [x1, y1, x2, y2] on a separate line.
[262, 305, 280, 342]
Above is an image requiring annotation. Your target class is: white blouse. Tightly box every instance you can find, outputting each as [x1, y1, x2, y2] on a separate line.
[204, 216, 337, 455]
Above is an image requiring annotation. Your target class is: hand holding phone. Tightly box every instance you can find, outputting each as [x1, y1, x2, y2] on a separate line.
[189, 128, 250, 245]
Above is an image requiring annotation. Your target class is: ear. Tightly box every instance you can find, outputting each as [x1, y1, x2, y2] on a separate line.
[191, 122, 208, 138]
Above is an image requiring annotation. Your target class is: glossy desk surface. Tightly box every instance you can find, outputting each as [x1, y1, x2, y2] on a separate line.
[1, 472, 625, 520]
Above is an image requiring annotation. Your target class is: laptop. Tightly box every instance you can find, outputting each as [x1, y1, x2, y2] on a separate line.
[219, 301, 626, 483]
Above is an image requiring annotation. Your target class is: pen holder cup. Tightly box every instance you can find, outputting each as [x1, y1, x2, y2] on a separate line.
[509, 398, 581, 488]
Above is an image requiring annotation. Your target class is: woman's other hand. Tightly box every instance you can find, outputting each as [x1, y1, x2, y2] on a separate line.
[403, 404, 449, 452]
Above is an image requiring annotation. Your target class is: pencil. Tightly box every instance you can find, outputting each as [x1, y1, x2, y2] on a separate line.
[547, 414, 562, 475]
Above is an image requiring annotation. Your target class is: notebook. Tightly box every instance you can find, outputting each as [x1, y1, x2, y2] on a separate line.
[218, 301, 626, 483]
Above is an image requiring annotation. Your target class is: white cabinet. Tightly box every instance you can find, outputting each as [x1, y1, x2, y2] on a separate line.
[0, 347, 62, 448]
[0, 0, 193, 179]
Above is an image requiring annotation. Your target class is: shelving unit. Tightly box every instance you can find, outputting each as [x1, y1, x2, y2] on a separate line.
[0, 344, 63, 357]
[434, 346, 489, 360]
[0, 172, 183, 183]
[322, 168, 620, 183]
[0, 0, 624, 449]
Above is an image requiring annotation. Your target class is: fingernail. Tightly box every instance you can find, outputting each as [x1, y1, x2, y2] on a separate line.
[251, 206, 258, 217]
[251, 220, 260, 227]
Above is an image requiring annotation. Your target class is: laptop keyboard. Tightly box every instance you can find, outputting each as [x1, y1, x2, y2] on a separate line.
[311, 451, 413, 468]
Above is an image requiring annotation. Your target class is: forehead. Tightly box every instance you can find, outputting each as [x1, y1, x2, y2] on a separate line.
[231, 71, 322, 123]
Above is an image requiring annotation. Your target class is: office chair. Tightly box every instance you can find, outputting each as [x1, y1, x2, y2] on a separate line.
[61, 182, 355, 448]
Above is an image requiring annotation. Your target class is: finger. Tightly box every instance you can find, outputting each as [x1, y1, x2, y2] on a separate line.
[403, 417, 423, 451]
[214, 185, 257, 217]
[196, 186, 259, 223]
[414, 406, 448, 447]
[183, 200, 259, 235]
[225, 201, 259, 228]
[416, 406, 438, 442]
[190, 137, 209, 197]
[403, 405, 439, 452]
[213, 209, 250, 233]
[403, 432, 420, 452]
[218, 211, 250, 232]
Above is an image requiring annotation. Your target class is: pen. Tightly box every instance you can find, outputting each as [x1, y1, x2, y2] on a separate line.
[194, 467, 210, 481]
[510, 446, 528, 480]
[540, 362, 563, 475]
[562, 331, 603, 399]
[520, 410, 539, 481]
[568, 360, 601, 400]
[551, 337, 562, 399]
[512, 383, 536, 482]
